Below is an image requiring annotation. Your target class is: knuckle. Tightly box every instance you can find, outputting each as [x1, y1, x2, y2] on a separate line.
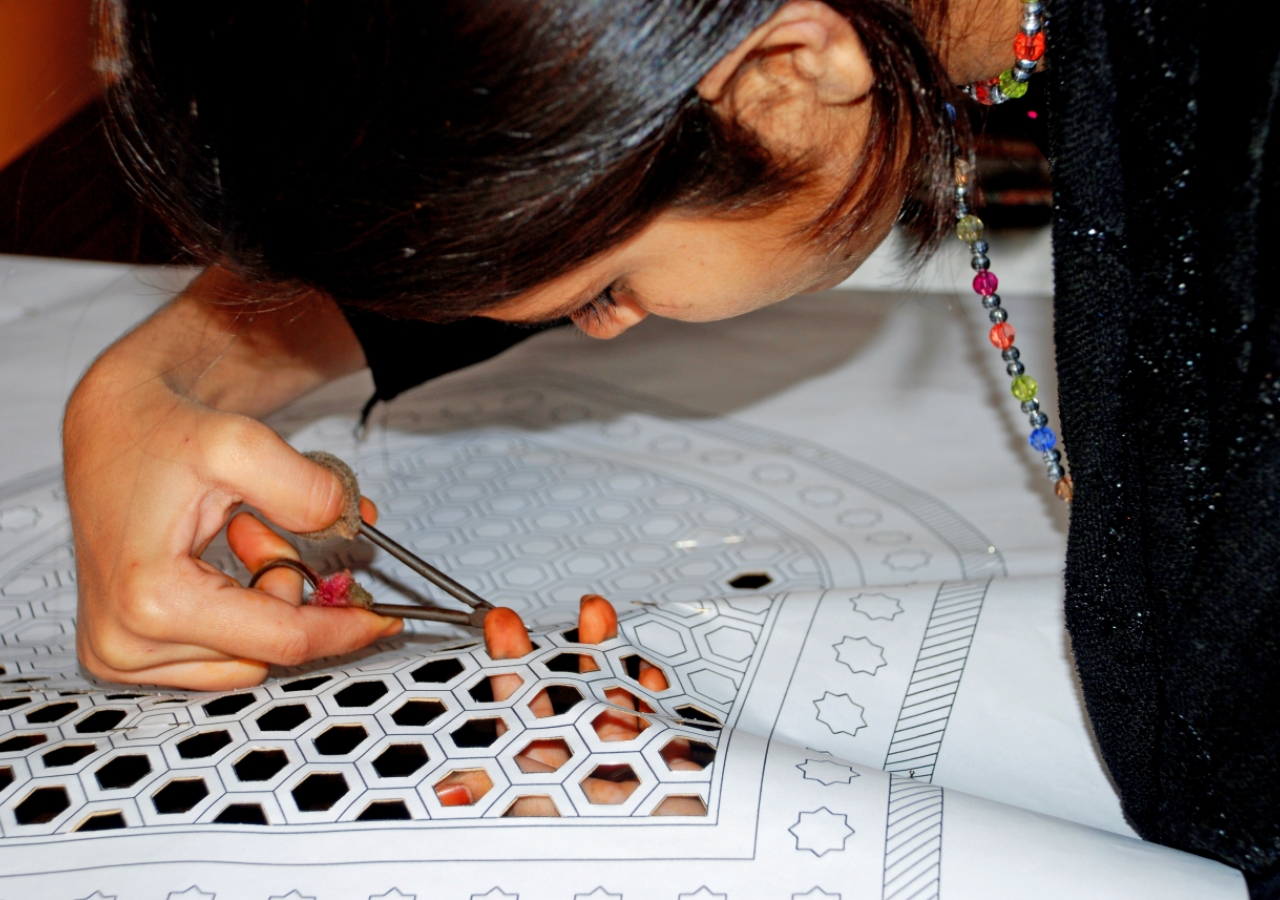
[202, 416, 266, 483]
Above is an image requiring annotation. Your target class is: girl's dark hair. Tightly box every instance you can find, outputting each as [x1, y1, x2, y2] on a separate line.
[100, 0, 963, 320]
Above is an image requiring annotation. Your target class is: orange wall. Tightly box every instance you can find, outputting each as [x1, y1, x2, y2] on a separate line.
[0, 0, 100, 170]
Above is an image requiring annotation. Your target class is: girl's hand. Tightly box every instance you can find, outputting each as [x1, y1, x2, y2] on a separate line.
[64, 268, 399, 690]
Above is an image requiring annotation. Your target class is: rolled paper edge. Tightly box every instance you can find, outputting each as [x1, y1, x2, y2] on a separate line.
[297, 450, 363, 541]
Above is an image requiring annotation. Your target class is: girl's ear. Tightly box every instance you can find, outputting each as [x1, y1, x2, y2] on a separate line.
[697, 1, 874, 142]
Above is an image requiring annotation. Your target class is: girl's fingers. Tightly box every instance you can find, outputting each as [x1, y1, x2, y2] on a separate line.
[504, 796, 561, 817]
[638, 659, 670, 692]
[484, 607, 534, 660]
[578, 594, 618, 644]
[359, 496, 378, 526]
[226, 513, 305, 605]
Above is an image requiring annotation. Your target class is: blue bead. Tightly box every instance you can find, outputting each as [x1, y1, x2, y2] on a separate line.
[1029, 427, 1057, 452]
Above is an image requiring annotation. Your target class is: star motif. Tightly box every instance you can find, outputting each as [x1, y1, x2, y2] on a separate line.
[678, 889, 727, 900]
[789, 808, 854, 856]
[165, 890, 214, 900]
[849, 593, 903, 620]
[797, 758, 859, 785]
[369, 892, 416, 900]
[471, 890, 517, 900]
[792, 890, 841, 900]
[574, 890, 622, 900]
[833, 636, 886, 675]
[814, 692, 867, 737]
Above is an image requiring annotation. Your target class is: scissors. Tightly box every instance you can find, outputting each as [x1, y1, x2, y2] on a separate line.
[248, 519, 494, 629]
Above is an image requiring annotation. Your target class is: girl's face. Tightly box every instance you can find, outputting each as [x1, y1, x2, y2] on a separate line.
[481, 196, 895, 339]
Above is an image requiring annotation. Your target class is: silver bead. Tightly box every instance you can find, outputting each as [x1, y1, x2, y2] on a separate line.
[1043, 449, 1062, 464]
[957, 201, 969, 216]
[989, 307, 1008, 323]
[973, 239, 989, 254]
[988, 85, 1008, 104]
[971, 254, 991, 271]
[982, 293, 1002, 309]
[1021, 399, 1040, 414]
[1029, 411, 1048, 427]
[1023, 19, 1042, 35]
[1023, 3, 1043, 18]
[1006, 361, 1025, 376]
[1002, 347, 1021, 362]
[1017, 58, 1038, 72]
[955, 183, 968, 197]
[1046, 464, 1065, 480]
[1012, 67, 1032, 84]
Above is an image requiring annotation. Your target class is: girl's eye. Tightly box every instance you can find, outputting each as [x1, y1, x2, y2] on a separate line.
[570, 286, 619, 331]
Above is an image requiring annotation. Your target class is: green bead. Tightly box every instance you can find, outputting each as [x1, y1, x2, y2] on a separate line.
[1010, 374, 1039, 402]
[999, 70, 1028, 99]
[956, 214, 985, 243]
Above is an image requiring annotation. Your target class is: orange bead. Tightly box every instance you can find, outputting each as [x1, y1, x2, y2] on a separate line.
[1014, 32, 1045, 62]
[989, 322, 1016, 350]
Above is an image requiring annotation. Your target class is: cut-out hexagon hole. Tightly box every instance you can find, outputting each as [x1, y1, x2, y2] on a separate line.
[391, 698, 446, 727]
[75, 811, 127, 831]
[0, 766, 11, 791]
[450, 717, 502, 748]
[529, 685, 584, 718]
[177, 730, 233, 759]
[591, 690, 652, 742]
[334, 680, 389, 708]
[233, 748, 289, 782]
[674, 704, 723, 731]
[202, 693, 256, 717]
[281, 675, 332, 692]
[372, 743, 429, 778]
[313, 724, 368, 756]
[214, 803, 268, 824]
[24, 701, 78, 724]
[620, 654, 672, 691]
[582, 764, 641, 804]
[104, 693, 145, 700]
[502, 795, 561, 817]
[468, 672, 525, 703]
[410, 658, 465, 684]
[651, 794, 708, 816]
[357, 799, 411, 820]
[255, 704, 311, 732]
[292, 772, 349, 812]
[433, 769, 494, 806]
[95, 754, 152, 789]
[0, 696, 31, 711]
[514, 738, 573, 773]
[41, 744, 97, 768]
[152, 777, 209, 814]
[544, 652, 594, 673]
[0, 733, 47, 752]
[14, 785, 71, 824]
[75, 709, 127, 734]
[561, 628, 580, 642]
[660, 737, 717, 771]
[728, 572, 772, 590]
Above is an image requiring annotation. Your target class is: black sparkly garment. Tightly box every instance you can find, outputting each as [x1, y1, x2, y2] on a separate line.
[1046, 0, 1280, 892]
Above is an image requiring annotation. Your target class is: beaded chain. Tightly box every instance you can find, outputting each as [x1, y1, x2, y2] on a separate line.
[954, 0, 1070, 501]
[968, 0, 1045, 105]
[954, 174, 1071, 501]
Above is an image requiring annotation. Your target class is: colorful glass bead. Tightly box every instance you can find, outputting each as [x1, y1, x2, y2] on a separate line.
[972, 80, 995, 105]
[956, 215, 985, 243]
[1029, 426, 1057, 451]
[998, 70, 1028, 99]
[1014, 32, 1045, 61]
[973, 271, 999, 295]
[1055, 474, 1074, 502]
[1010, 374, 1039, 402]
[988, 322, 1016, 350]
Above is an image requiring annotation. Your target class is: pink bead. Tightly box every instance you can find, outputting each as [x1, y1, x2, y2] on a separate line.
[973, 271, 999, 295]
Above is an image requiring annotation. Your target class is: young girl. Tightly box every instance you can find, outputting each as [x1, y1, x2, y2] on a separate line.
[64, 0, 1279, 892]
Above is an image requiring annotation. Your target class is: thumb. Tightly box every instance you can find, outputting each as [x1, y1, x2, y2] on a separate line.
[203, 416, 347, 534]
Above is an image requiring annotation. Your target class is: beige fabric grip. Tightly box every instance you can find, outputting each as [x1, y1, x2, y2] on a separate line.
[298, 451, 363, 541]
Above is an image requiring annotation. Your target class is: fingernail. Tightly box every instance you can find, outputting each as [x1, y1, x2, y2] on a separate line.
[378, 617, 403, 638]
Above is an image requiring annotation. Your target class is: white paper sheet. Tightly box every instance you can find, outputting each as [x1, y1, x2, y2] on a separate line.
[0, 254, 1246, 898]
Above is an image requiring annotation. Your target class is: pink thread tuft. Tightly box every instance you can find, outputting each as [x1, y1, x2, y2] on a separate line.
[312, 570, 357, 607]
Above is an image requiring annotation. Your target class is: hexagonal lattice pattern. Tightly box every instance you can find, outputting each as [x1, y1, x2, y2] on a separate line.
[0, 601, 763, 832]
